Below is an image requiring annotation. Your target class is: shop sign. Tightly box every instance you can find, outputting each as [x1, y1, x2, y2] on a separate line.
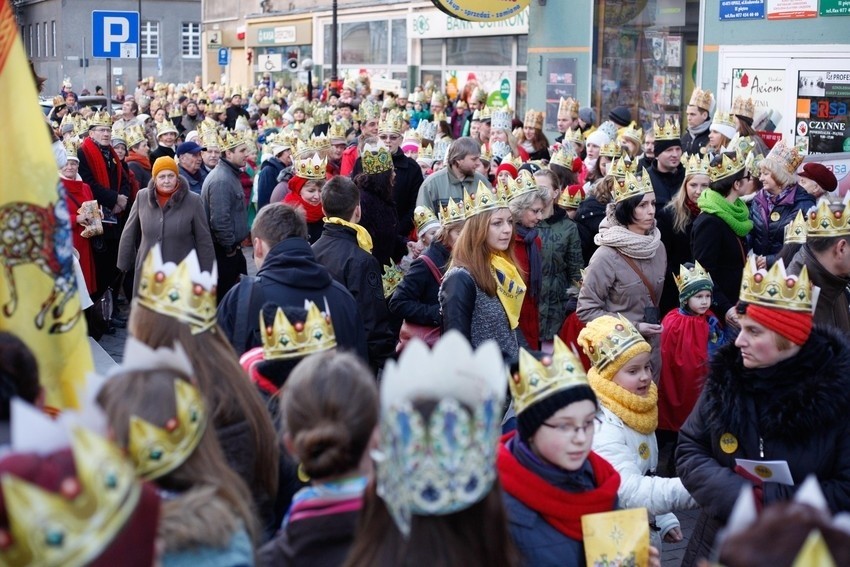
[257, 26, 296, 45]
[766, 0, 817, 19]
[795, 70, 850, 154]
[430, 0, 529, 23]
[719, 0, 765, 20]
[820, 0, 850, 16]
[731, 68, 788, 135]
[410, 7, 528, 39]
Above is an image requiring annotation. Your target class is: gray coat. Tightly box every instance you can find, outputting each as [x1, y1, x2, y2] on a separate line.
[415, 166, 491, 212]
[117, 176, 215, 294]
[200, 158, 249, 249]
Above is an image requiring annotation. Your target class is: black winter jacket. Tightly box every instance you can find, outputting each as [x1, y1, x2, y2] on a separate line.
[257, 156, 287, 209]
[681, 128, 710, 157]
[647, 162, 686, 207]
[748, 185, 815, 263]
[353, 149, 424, 239]
[575, 195, 607, 265]
[690, 212, 748, 317]
[388, 240, 450, 326]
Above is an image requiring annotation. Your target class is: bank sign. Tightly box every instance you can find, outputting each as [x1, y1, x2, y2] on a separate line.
[409, 7, 528, 39]
[257, 26, 296, 45]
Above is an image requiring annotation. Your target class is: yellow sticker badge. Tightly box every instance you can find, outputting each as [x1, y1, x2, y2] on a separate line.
[770, 211, 781, 222]
[638, 442, 650, 460]
[754, 465, 773, 479]
[720, 433, 738, 454]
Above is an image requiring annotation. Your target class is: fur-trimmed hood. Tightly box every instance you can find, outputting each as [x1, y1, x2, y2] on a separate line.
[701, 325, 850, 443]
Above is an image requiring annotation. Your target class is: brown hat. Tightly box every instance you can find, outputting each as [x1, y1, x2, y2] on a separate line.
[799, 162, 837, 193]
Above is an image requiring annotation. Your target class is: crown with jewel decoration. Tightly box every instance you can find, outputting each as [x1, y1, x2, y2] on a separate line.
[63, 139, 79, 161]
[260, 300, 337, 361]
[745, 150, 763, 178]
[689, 87, 715, 112]
[608, 155, 640, 181]
[726, 134, 757, 157]
[684, 153, 711, 176]
[313, 107, 330, 125]
[558, 97, 579, 119]
[439, 196, 466, 226]
[414, 206, 440, 235]
[491, 108, 513, 131]
[382, 260, 405, 298]
[579, 314, 648, 372]
[739, 256, 813, 313]
[653, 118, 681, 141]
[294, 152, 328, 180]
[510, 336, 590, 415]
[507, 170, 539, 202]
[732, 95, 755, 119]
[524, 108, 544, 130]
[136, 245, 218, 334]
[557, 185, 586, 209]
[155, 120, 179, 138]
[477, 105, 492, 122]
[0, 427, 144, 566]
[618, 122, 644, 146]
[328, 121, 347, 142]
[564, 127, 585, 145]
[765, 140, 804, 175]
[123, 125, 146, 148]
[359, 100, 381, 122]
[713, 111, 737, 131]
[88, 110, 112, 129]
[613, 169, 653, 203]
[674, 260, 713, 296]
[478, 143, 492, 163]
[374, 331, 506, 536]
[805, 198, 850, 238]
[464, 180, 509, 217]
[361, 143, 394, 175]
[550, 144, 577, 170]
[221, 131, 246, 151]
[378, 110, 404, 134]
[709, 150, 746, 182]
[599, 139, 623, 159]
[415, 119, 437, 141]
[310, 132, 331, 151]
[785, 210, 808, 244]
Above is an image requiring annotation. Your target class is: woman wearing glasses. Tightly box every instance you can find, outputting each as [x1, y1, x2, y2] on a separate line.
[578, 315, 696, 553]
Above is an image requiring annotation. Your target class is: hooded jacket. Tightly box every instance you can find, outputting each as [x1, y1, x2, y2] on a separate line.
[389, 239, 451, 327]
[354, 149, 424, 238]
[677, 326, 850, 566]
[257, 156, 287, 209]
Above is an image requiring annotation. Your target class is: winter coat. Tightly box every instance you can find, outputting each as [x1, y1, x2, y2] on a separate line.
[658, 208, 697, 314]
[117, 177, 215, 294]
[312, 223, 396, 370]
[217, 236, 368, 360]
[788, 245, 850, 333]
[514, 231, 542, 350]
[415, 166, 491, 213]
[149, 144, 176, 164]
[257, 156, 287, 209]
[353, 149, 424, 238]
[647, 163, 685, 208]
[225, 105, 250, 130]
[575, 195, 607, 265]
[503, 492, 585, 567]
[748, 185, 815, 263]
[537, 210, 583, 340]
[388, 240, 450, 326]
[681, 127, 710, 157]
[126, 154, 152, 192]
[179, 165, 206, 195]
[359, 186, 406, 266]
[201, 158, 249, 249]
[690, 212, 747, 317]
[181, 113, 203, 133]
[677, 326, 850, 567]
[593, 406, 695, 542]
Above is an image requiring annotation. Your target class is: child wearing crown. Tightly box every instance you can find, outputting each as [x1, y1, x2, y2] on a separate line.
[657, 262, 730, 476]
[577, 316, 697, 553]
[284, 152, 327, 243]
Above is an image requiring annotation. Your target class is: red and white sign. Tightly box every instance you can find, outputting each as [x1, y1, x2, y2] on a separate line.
[766, 0, 817, 19]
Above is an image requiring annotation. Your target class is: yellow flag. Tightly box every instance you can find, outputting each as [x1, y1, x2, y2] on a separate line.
[0, 0, 92, 410]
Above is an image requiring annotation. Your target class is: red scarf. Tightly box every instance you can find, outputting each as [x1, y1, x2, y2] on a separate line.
[80, 136, 123, 189]
[497, 431, 620, 540]
[284, 175, 325, 223]
[685, 196, 701, 219]
[125, 151, 152, 172]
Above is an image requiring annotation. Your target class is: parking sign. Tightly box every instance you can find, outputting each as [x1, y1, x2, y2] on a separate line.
[92, 11, 139, 58]
[218, 48, 230, 66]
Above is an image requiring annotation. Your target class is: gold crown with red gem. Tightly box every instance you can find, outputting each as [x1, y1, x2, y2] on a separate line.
[739, 256, 813, 313]
[613, 169, 653, 203]
[382, 260, 405, 298]
[608, 155, 640, 181]
[463, 180, 509, 217]
[295, 152, 328, 180]
[674, 260, 713, 295]
[653, 118, 681, 141]
[805, 198, 850, 238]
[578, 314, 648, 372]
[550, 144, 577, 170]
[558, 97, 579, 119]
[708, 150, 746, 182]
[785, 210, 809, 244]
[510, 336, 590, 415]
[260, 300, 337, 360]
[599, 139, 623, 159]
[439, 196, 466, 226]
[684, 153, 711, 176]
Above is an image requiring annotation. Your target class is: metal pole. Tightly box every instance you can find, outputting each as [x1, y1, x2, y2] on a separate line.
[307, 69, 312, 101]
[138, 0, 143, 84]
[331, 0, 338, 86]
[106, 58, 113, 114]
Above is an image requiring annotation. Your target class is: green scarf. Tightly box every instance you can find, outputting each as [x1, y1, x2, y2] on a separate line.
[697, 189, 753, 237]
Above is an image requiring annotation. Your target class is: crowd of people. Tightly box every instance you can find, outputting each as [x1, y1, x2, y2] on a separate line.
[3, 67, 850, 566]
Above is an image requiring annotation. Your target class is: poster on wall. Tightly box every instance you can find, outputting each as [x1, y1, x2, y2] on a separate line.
[431, 0, 529, 22]
[795, 70, 850, 154]
[730, 68, 787, 145]
[820, 0, 850, 16]
[766, 0, 817, 19]
[544, 58, 578, 131]
[719, 0, 765, 20]
[446, 70, 514, 110]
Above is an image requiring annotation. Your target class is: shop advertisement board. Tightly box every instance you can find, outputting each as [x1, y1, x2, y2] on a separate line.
[805, 154, 850, 197]
[766, 0, 817, 19]
[544, 58, 578, 131]
[444, 69, 513, 109]
[719, 0, 765, 20]
[430, 0, 529, 22]
[730, 68, 787, 139]
[819, 0, 850, 16]
[795, 70, 850, 154]
[409, 7, 528, 39]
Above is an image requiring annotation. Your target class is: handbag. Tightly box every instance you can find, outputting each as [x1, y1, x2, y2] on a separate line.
[396, 254, 444, 352]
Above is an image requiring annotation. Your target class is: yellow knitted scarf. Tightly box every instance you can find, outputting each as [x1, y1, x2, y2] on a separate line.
[490, 254, 526, 329]
[324, 217, 373, 253]
[588, 372, 658, 434]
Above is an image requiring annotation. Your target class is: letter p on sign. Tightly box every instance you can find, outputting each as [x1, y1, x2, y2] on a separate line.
[92, 11, 139, 58]
[103, 17, 130, 52]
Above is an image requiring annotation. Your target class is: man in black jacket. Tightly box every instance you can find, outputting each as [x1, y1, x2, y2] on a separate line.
[681, 87, 714, 156]
[312, 177, 395, 372]
[256, 135, 292, 209]
[217, 203, 367, 359]
[647, 124, 686, 208]
[225, 93, 250, 130]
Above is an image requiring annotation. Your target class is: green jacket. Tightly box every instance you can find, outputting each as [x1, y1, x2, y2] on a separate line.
[537, 210, 583, 339]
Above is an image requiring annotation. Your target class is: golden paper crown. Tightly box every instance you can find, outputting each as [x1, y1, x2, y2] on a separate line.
[378, 110, 404, 134]
[613, 169, 653, 203]
[471, 86, 488, 103]
[558, 97, 579, 119]
[674, 260, 713, 295]
[295, 152, 328, 180]
[128, 378, 206, 480]
[313, 107, 330, 125]
[59, 112, 76, 131]
[806, 198, 850, 238]
[713, 111, 737, 131]
[328, 121, 347, 142]
[507, 170, 539, 202]
[581, 314, 647, 372]
[359, 100, 381, 122]
[732, 95, 755, 119]
[478, 143, 492, 163]
[477, 105, 492, 122]
[432, 111, 447, 123]
[110, 124, 126, 143]
[156, 120, 178, 137]
[361, 143, 394, 175]
[63, 139, 79, 160]
[260, 301, 337, 360]
[418, 144, 435, 162]
[599, 139, 623, 159]
[727, 134, 757, 157]
[0, 428, 142, 567]
[564, 127, 585, 145]
[739, 256, 813, 313]
[550, 144, 577, 169]
[684, 153, 711, 176]
[708, 150, 746, 182]
[464, 180, 508, 218]
[608, 155, 640, 181]
[653, 118, 681, 141]
[510, 336, 591, 415]
[88, 110, 112, 128]
[136, 246, 218, 334]
[221, 131, 246, 151]
[208, 102, 226, 114]
[524, 108, 544, 130]
[557, 185, 585, 209]
[402, 129, 422, 146]
[73, 115, 89, 136]
[168, 106, 183, 119]
[765, 140, 804, 175]
[382, 260, 404, 298]
[414, 206, 440, 234]
[439, 196, 466, 226]
[618, 122, 644, 145]
[745, 150, 764, 178]
[201, 132, 223, 150]
[124, 124, 146, 148]
[688, 87, 714, 111]
[430, 91, 447, 107]
[310, 132, 331, 151]
[785, 210, 809, 244]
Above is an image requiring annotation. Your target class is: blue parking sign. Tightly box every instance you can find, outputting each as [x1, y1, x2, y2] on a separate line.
[218, 48, 230, 66]
[92, 11, 139, 58]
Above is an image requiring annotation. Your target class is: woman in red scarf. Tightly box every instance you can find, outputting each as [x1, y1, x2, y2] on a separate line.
[283, 170, 326, 244]
[59, 143, 97, 293]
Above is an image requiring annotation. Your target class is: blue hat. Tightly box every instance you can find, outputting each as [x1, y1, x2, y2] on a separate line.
[176, 141, 206, 156]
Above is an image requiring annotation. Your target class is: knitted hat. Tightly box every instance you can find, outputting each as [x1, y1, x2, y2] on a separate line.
[585, 129, 610, 148]
[152, 156, 179, 178]
[577, 315, 651, 382]
[579, 107, 596, 126]
[608, 106, 633, 128]
[654, 136, 682, 156]
[676, 262, 714, 308]
[799, 162, 837, 193]
[517, 384, 597, 442]
[495, 160, 519, 179]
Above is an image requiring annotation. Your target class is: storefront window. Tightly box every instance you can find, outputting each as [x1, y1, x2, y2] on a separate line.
[420, 70, 443, 92]
[447, 36, 512, 67]
[341, 21, 387, 64]
[391, 19, 407, 65]
[517, 35, 528, 66]
[422, 39, 442, 66]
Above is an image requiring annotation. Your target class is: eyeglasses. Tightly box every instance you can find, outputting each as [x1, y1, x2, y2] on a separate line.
[540, 413, 603, 438]
[92, 127, 111, 133]
[379, 134, 400, 141]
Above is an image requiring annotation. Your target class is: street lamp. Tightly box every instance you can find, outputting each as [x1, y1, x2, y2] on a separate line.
[137, 0, 142, 83]
[302, 58, 314, 101]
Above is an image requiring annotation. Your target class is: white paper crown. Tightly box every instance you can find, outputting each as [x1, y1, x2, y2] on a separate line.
[373, 331, 506, 537]
[416, 119, 438, 141]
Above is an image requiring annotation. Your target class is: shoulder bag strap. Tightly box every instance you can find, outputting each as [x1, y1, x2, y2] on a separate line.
[617, 252, 658, 307]
[418, 254, 443, 284]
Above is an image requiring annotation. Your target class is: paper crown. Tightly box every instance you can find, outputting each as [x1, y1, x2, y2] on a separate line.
[709, 150, 746, 182]
[732, 95, 756, 119]
[413, 206, 440, 235]
[439, 196, 466, 226]
[477, 105, 492, 122]
[373, 331, 506, 536]
[510, 336, 590, 415]
[712, 110, 737, 131]
[785, 210, 809, 244]
[0, 427, 143, 566]
[221, 131, 246, 151]
[378, 110, 404, 134]
[524, 108, 544, 130]
[806, 198, 850, 238]
[359, 100, 381, 122]
[136, 245, 218, 334]
[382, 260, 404, 298]
[478, 143, 492, 163]
[88, 110, 112, 128]
[155, 120, 178, 137]
[328, 121, 347, 142]
[361, 143, 394, 175]
[295, 152, 328, 180]
[430, 91, 447, 107]
[745, 150, 764, 178]
[765, 139, 804, 175]
[73, 115, 89, 136]
[417, 144, 435, 164]
[491, 109, 513, 131]
[557, 184, 586, 209]
[432, 111, 448, 123]
[415, 119, 437, 141]
[613, 169, 653, 203]
[432, 140, 450, 162]
[653, 118, 681, 141]
[507, 170, 539, 202]
[618, 122, 644, 145]
[726, 133, 757, 157]
[558, 96, 579, 119]
[739, 256, 813, 313]
[260, 300, 337, 360]
[689, 87, 715, 112]
[581, 314, 646, 372]
[549, 144, 577, 170]
[471, 86, 488, 103]
[167, 106, 183, 119]
[674, 260, 713, 296]
[402, 129, 422, 148]
[201, 131, 223, 150]
[563, 127, 585, 145]
[684, 153, 711, 176]
[490, 141, 512, 162]
[310, 132, 331, 151]
[599, 139, 623, 159]
[63, 139, 79, 161]
[464, 180, 508, 218]
[608, 155, 640, 181]
[123, 124, 146, 148]
[111, 125, 126, 144]
[313, 107, 330, 125]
